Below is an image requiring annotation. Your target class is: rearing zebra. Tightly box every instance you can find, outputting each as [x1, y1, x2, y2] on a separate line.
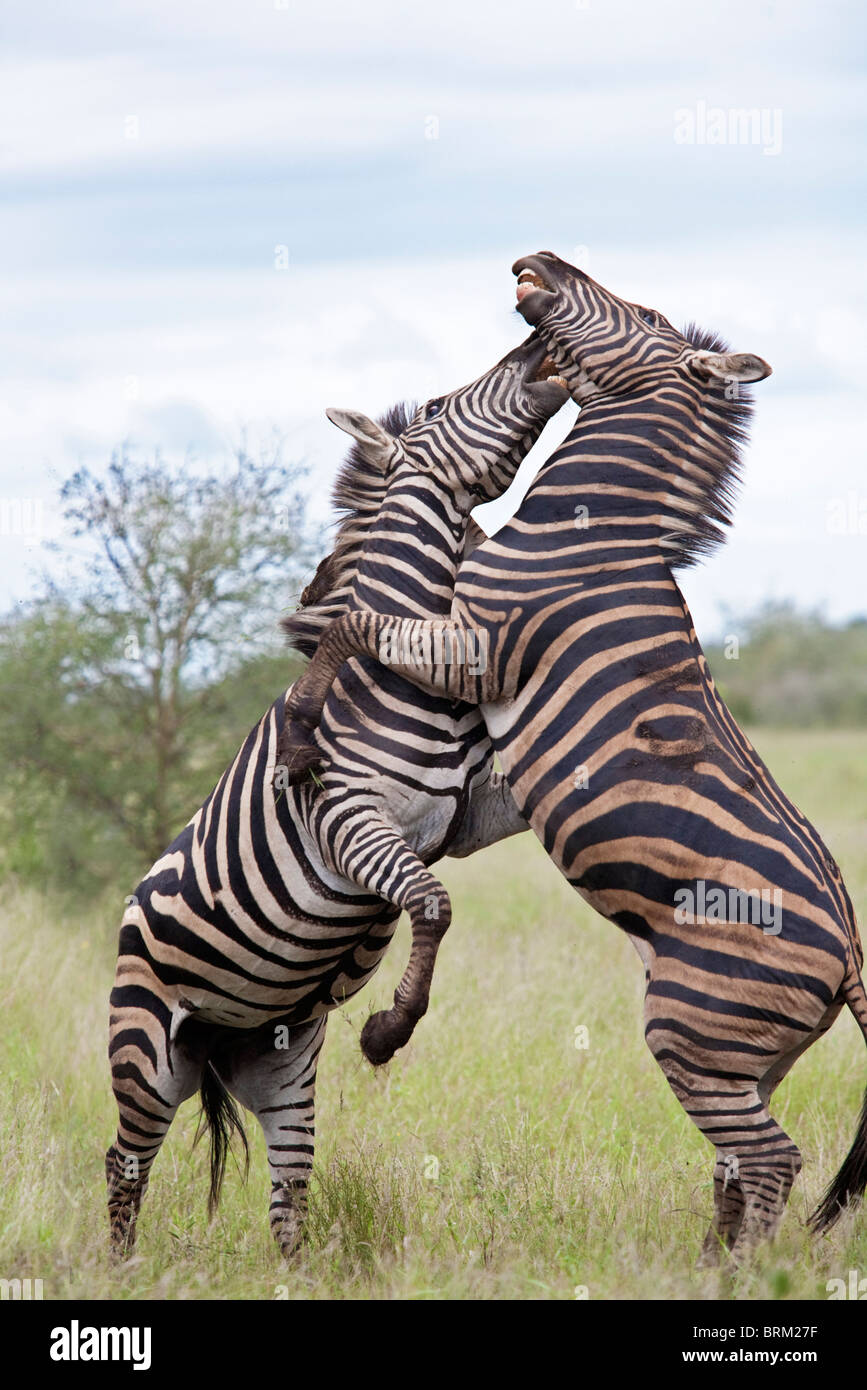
[278, 251, 867, 1261]
[105, 335, 568, 1255]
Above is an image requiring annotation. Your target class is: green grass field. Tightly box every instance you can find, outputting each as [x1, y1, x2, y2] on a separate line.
[2, 729, 867, 1301]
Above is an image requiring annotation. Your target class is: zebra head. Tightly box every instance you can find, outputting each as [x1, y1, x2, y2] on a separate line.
[513, 251, 775, 566]
[325, 334, 569, 506]
[512, 251, 772, 404]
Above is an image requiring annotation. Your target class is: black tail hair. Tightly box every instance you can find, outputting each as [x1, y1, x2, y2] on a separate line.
[194, 1062, 250, 1217]
[809, 1084, 867, 1233]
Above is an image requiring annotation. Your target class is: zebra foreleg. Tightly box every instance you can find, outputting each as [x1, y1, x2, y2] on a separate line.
[276, 612, 504, 786]
[360, 877, 451, 1066]
[329, 815, 453, 1066]
[209, 1016, 327, 1258]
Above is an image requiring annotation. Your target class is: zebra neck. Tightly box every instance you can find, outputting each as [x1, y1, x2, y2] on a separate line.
[520, 387, 747, 570]
[351, 475, 470, 619]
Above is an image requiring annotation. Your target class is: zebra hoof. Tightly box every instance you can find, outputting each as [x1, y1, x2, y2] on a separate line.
[695, 1245, 724, 1270]
[275, 1220, 307, 1260]
[274, 737, 327, 787]
[360, 1012, 403, 1066]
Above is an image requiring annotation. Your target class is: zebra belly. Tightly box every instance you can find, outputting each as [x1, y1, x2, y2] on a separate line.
[184, 946, 393, 1029]
[119, 884, 402, 1031]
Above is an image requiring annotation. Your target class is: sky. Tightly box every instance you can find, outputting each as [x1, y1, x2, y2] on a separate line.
[1, 0, 865, 640]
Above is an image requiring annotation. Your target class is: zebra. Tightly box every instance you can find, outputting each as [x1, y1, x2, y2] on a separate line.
[277, 250, 867, 1262]
[105, 334, 568, 1256]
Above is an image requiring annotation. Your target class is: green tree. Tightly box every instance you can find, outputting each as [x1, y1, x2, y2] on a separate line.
[0, 441, 314, 890]
[706, 602, 867, 727]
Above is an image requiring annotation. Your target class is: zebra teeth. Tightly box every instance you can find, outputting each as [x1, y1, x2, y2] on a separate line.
[516, 270, 551, 304]
[528, 353, 565, 386]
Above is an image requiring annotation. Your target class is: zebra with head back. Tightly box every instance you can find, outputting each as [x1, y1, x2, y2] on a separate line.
[278, 251, 867, 1262]
[105, 335, 568, 1257]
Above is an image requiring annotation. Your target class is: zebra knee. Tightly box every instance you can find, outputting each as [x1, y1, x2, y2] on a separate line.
[406, 882, 452, 939]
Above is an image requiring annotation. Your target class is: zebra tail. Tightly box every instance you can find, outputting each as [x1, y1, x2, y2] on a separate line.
[195, 1061, 250, 1218]
[809, 970, 867, 1233]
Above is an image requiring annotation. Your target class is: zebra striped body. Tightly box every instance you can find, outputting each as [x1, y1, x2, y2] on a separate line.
[105, 336, 568, 1255]
[281, 253, 867, 1260]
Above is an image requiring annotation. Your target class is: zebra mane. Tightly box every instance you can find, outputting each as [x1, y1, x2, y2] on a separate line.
[660, 321, 756, 570]
[282, 400, 417, 657]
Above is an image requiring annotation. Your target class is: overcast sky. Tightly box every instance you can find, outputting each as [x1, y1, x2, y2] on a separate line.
[2, 0, 865, 638]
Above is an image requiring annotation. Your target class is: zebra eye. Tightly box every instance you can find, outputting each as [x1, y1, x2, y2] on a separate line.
[639, 309, 655, 326]
[425, 398, 444, 419]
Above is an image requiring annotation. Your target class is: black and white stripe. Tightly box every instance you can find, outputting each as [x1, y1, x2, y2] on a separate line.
[280, 252, 867, 1262]
[105, 335, 567, 1255]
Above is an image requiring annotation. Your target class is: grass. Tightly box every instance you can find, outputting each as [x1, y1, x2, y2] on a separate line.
[2, 728, 867, 1300]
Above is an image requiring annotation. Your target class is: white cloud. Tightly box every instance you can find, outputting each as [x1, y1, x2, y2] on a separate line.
[1, 0, 864, 636]
[3, 56, 863, 184]
[1, 233, 865, 636]
[6, 0, 853, 73]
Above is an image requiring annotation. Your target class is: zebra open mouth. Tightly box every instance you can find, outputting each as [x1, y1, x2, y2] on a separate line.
[515, 269, 550, 303]
[530, 354, 567, 389]
[516, 263, 600, 404]
[521, 337, 568, 392]
[514, 257, 557, 308]
[513, 258, 561, 331]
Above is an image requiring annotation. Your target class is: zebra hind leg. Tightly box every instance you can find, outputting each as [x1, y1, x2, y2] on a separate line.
[646, 1049, 802, 1263]
[106, 1004, 207, 1258]
[105, 1143, 150, 1259]
[702, 1006, 840, 1265]
[209, 1015, 327, 1258]
[696, 1156, 745, 1267]
[683, 1086, 802, 1265]
[644, 980, 810, 1264]
[727, 1136, 802, 1262]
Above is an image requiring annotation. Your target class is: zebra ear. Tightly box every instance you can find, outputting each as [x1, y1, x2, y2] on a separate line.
[325, 408, 396, 468]
[687, 350, 772, 383]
